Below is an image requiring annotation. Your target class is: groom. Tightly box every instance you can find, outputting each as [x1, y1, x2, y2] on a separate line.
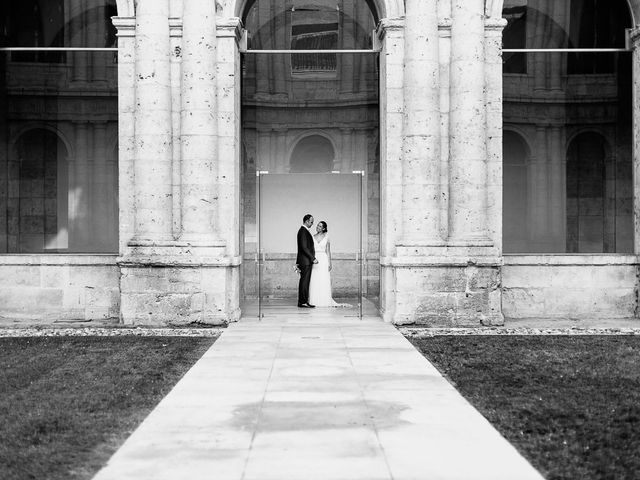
[297, 214, 317, 308]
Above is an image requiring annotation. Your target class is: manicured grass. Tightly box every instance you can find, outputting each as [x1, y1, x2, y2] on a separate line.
[408, 335, 640, 480]
[0, 336, 217, 480]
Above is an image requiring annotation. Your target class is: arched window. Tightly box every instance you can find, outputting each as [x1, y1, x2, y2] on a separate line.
[290, 135, 335, 173]
[502, 0, 633, 254]
[0, 0, 119, 253]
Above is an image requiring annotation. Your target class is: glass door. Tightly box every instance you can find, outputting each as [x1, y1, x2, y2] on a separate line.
[256, 172, 363, 319]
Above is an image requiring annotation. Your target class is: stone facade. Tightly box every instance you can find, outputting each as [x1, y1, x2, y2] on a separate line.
[1, 0, 640, 325]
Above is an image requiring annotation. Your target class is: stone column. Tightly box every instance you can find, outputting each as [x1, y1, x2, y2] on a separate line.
[485, 17, 507, 252]
[376, 17, 404, 322]
[86, 3, 100, 82]
[449, 0, 489, 243]
[276, 131, 287, 173]
[257, 130, 271, 171]
[179, 0, 219, 247]
[92, 122, 111, 251]
[549, 126, 565, 249]
[630, 28, 640, 254]
[131, 0, 173, 246]
[70, 0, 88, 82]
[531, 125, 550, 250]
[439, 14, 452, 241]
[71, 122, 90, 251]
[112, 16, 136, 254]
[400, 0, 441, 245]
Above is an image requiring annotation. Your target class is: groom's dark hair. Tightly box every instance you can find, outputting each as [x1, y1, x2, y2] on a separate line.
[303, 214, 312, 223]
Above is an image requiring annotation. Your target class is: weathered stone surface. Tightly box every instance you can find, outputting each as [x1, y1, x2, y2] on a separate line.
[391, 265, 503, 326]
[0, 260, 120, 324]
[503, 259, 637, 320]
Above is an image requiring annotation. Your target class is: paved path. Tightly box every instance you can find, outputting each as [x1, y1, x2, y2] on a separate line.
[93, 311, 544, 480]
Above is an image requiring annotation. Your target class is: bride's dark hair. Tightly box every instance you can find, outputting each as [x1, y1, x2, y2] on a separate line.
[319, 221, 328, 233]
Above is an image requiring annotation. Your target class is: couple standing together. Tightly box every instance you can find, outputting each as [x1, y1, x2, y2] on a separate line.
[296, 214, 340, 308]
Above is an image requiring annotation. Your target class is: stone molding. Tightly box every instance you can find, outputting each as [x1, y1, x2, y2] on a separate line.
[376, 17, 404, 42]
[438, 18, 453, 37]
[381, 256, 502, 267]
[112, 17, 136, 37]
[169, 17, 183, 37]
[117, 256, 242, 268]
[503, 255, 640, 266]
[484, 17, 507, 32]
[218, 17, 244, 42]
[112, 16, 243, 41]
[0, 255, 118, 266]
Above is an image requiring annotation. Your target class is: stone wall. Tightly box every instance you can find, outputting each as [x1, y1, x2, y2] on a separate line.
[242, 254, 380, 301]
[0, 256, 120, 324]
[503, 256, 638, 320]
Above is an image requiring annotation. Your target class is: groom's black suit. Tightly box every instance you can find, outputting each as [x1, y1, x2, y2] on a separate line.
[296, 226, 316, 306]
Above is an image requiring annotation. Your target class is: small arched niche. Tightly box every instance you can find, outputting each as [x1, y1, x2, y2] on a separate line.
[289, 135, 335, 173]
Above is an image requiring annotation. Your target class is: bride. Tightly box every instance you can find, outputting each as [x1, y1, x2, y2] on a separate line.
[308, 221, 341, 307]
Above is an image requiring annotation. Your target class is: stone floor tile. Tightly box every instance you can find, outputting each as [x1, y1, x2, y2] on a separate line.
[91, 310, 544, 480]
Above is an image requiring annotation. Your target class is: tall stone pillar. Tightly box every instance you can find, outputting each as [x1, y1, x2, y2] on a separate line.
[530, 125, 548, 250]
[179, 0, 220, 250]
[630, 28, 640, 255]
[449, 0, 489, 243]
[376, 17, 405, 322]
[484, 16, 507, 253]
[549, 126, 565, 249]
[400, 0, 441, 246]
[71, 122, 91, 251]
[70, 0, 88, 82]
[131, 0, 173, 246]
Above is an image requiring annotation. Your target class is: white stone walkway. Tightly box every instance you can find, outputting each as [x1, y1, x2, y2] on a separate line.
[93, 311, 545, 480]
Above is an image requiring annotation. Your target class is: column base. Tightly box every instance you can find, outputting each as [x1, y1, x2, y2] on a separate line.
[118, 252, 241, 326]
[381, 255, 504, 327]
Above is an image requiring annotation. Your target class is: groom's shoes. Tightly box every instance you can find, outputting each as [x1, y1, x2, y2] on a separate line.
[298, 303, 316, 308]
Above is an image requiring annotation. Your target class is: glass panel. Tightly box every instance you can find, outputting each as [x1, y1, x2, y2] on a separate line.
[244, 0, 376, 50]
[503, 52, 632, 253]
[0, 0, 118, 52]
[257, 173, 362, 317]
[502, 0, 631, 50]
[0, 51, 118, 253]
[241, 52, 379, 315]
[502, 0, 632, 74]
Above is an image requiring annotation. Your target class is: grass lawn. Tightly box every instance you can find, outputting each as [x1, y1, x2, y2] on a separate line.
[0, 336, 217, 480]
[408, 335, 640, 480]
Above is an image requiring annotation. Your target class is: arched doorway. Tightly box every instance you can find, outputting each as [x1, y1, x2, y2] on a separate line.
[240, 0, 381, 318]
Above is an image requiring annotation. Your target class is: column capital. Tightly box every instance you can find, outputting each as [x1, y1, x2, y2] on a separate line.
[218, 17, 244, 42]
[113, 17, 136, 37]
[485, 18, 507, 34]
[376, 17, 404, 41]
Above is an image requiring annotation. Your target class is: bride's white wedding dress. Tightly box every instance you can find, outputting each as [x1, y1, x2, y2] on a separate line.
[308, 234, 340, 307]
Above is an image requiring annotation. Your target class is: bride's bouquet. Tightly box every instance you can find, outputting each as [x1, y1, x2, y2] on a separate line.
[293, 264, 301, 275]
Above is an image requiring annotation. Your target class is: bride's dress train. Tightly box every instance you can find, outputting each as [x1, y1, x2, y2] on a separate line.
[308, 235, 346, 307]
